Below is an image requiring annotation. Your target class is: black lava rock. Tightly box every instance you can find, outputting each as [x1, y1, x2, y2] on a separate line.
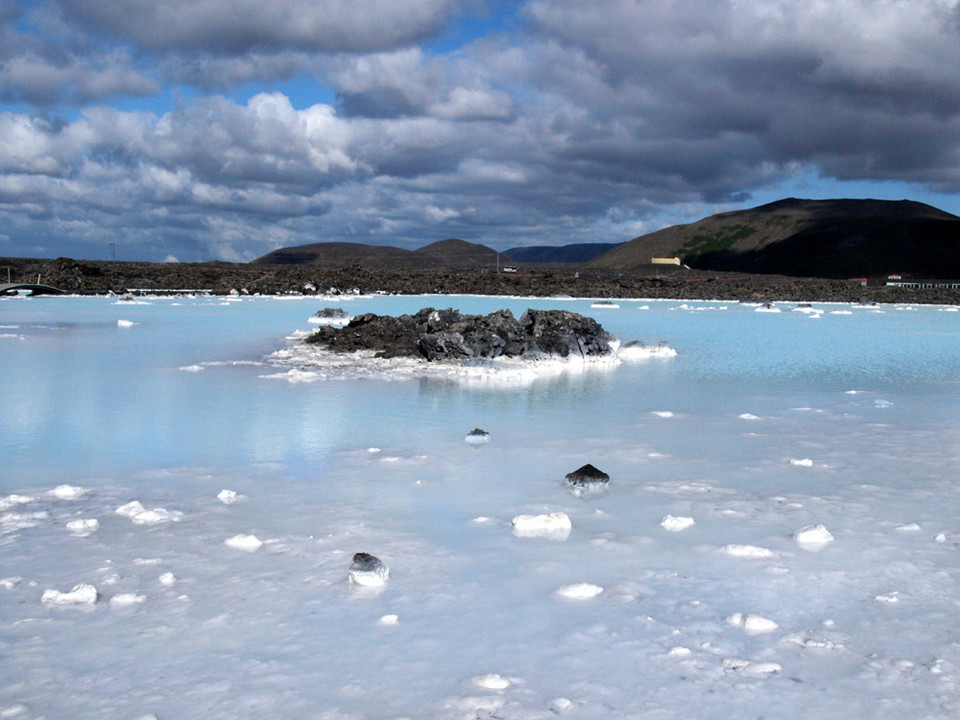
[564, 463, 610, 487]
[304, 307, 614, 362]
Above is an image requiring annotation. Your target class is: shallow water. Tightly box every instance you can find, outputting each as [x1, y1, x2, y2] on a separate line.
[2, 295, 960, 718]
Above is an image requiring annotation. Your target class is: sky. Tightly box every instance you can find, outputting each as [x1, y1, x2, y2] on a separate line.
[2, 0, 960, 263]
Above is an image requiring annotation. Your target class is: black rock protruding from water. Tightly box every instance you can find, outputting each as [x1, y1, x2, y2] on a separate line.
[313, 307, 350, 320]
[304, 307, 614, 361]
[564, 464, 610, 487]
[349, 552, 389, 586]
[465, 428, 491, 445]
[564, 463, 610, 500]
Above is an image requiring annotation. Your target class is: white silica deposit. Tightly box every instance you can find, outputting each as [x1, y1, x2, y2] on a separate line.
[616, 340, 677, 362]
[471, 674, 512, 690]
[224, 534, 263, 552]
[660, 515, 695, 532]
[725, 613, 779, 635]
[41, 583, 99, 606]
[555, 583, 604, 600]
[723, 659, 783, 677]
[217, 489, 239, 504]
[109, 593, 146, 608]
[511, 512, 572, 540]
[795, 523, 834, 551]
[721, 544, 776, 559]
[115, 501, 183, 525]
[47, 485, 86, 500]
[65, 518, 99, 536]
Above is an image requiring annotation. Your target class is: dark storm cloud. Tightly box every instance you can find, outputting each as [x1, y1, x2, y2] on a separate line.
[58, 0, 458, 54]
[523, 0, 960, 196]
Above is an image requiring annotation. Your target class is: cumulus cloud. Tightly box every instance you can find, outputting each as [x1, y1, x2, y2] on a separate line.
[2, 0, 960, 261]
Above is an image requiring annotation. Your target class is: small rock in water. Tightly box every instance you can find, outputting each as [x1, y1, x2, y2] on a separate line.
[511, 512, 572, 540]
[795, 523, 834, 551]
[565, 463, 609, 485]
[41, 583, 99, 606]
[349, 552, 389, 587]
[564, 463, 610, 499]
[465, 428, 491, 445]
[311, 307, 350, 322]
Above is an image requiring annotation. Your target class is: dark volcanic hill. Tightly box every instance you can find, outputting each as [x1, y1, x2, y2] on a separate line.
[253, 238, 500, 269]
[505, 242, 622, 263]
[413, 238, 500, 267]
[584, 198, 960, 279]
[252, 242, 414, 267]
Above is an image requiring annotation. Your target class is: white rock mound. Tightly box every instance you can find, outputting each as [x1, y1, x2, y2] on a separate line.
[224, 534, 263, 552]
[41, 583, 99, 606]
[555, 583, 604, 600]
[795, 523, 834, 551]
[661, 515, 695, 532]
[511, 512, 572, 540]
[725, 613, 779, 635]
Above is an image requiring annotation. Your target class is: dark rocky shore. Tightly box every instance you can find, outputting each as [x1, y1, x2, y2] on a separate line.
[4, 256, 960, 304]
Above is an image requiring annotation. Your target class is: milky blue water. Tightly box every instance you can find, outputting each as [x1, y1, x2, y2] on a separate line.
[3, 295, 960, 719]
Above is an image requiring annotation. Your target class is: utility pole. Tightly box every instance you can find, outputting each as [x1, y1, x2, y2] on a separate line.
[109, 243, 116, 261]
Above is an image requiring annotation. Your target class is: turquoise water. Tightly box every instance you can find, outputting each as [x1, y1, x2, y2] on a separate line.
[2, 295, 960, 719]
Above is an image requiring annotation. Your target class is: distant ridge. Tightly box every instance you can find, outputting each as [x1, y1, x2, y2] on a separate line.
[253, 238, 500, 269]
[505, 242, 622, 264]
[584, 198, 960, 279]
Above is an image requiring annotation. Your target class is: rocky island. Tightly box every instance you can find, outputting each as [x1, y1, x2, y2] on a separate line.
[304, 307, 614, 362]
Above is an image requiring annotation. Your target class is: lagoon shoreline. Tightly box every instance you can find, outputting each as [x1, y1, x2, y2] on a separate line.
[4, 256, 959, 305]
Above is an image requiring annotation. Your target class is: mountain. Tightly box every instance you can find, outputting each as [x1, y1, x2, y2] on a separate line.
[251, 242, 414, 267]
[504, 243, 622, 263]
[252, 238, 500, 269]
[583, 198, 960, 278]
[413, 238, 500, 267]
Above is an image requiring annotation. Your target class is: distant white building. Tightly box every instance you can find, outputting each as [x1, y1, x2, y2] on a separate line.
[651, 257, 681, 265]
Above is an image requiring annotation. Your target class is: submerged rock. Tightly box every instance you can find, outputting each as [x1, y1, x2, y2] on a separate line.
[349, 552, 389, 587]
[304, 307, 614, 362]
